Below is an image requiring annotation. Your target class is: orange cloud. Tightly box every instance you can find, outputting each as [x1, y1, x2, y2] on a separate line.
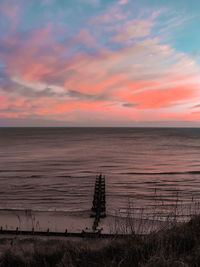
[185, 111, 200, 122]
[118, 83, 198, 109]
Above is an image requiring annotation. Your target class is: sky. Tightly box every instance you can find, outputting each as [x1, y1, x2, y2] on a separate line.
[0, 0, 200, 127]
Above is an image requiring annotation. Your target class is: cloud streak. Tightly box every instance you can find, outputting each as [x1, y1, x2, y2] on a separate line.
[0, 0, 200, 125]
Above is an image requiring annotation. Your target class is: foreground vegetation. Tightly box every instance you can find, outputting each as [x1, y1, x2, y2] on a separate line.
[1, 215, 200, 266]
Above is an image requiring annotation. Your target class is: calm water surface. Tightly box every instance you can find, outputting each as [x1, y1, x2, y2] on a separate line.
[0, 127, 200, 219]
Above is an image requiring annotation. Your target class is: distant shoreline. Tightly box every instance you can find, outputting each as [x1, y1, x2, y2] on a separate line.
[1, 126, 200, 128]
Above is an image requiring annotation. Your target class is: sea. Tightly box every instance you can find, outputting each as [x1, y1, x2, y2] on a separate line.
[0, 127, 200, 222]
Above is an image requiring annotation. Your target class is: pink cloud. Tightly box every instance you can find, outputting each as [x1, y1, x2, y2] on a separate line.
[185, 111, 200, 122]
[0, 112, 25, 119]
[89, 6, 129, 24]
[0, 95, 31, 110]
[0, 0, 20, 33]
[28, 24, 53, 46]
[3, 33, 199, 121]
[110, 20, 153, 42]
[118, 0, 130, 5]
[0, 95, 9, 109]
[129, 84, 198, 109]
[0, 0, 19, 20]
[1, 3, 200, 125]
[69, 29, 99, 49]
[0, 94, 33, 119]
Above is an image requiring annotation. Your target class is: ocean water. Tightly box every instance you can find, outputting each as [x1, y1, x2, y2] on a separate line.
[0, 127, 200, 220]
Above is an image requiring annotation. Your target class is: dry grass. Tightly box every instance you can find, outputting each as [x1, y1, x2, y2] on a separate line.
[1, 191, 200, 266]
[109, 189, 200, 236]
[1, 214, 200, 266]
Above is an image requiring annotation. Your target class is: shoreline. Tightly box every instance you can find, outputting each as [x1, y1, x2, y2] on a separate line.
[0, 208, 179, 235]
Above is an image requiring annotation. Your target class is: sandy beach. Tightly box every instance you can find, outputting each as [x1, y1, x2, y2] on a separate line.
[0, 209, 173, 236]
[0, 209, 94, 233]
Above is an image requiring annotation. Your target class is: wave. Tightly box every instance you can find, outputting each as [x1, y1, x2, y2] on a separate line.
[0, 207, 91, 215]
[120, 171, 200, 175]
[57, 175, 72, 178]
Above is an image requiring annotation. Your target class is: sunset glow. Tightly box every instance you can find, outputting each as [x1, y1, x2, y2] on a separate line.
[0, 0, 200, 126]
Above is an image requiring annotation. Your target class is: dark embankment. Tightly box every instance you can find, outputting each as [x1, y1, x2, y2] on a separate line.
[1, 215, 200, 266]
